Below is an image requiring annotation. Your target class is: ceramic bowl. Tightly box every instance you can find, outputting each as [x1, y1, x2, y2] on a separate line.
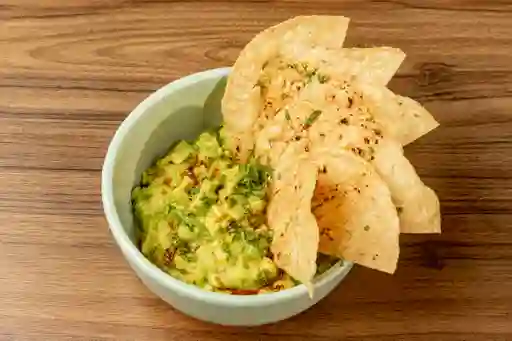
[101, 67, 353, 326]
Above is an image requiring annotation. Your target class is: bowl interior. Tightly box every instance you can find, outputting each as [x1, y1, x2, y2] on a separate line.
[111, 69, 228, 244]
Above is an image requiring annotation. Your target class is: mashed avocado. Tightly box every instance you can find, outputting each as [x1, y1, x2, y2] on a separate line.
[132, 128, 338, 294]
[132, 128, 297, 293]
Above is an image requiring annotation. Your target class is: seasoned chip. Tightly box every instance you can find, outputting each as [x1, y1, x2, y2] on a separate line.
[311, 151, 400, 273]
[356, 82, 440, 145]
[223, 15, 442, 283]
[256, 79, 440, 234]
[281, 46, 405, 86]
[268, 142, 319, 292]
[371, 138, 441, 233]
[222, 15, 350, 161]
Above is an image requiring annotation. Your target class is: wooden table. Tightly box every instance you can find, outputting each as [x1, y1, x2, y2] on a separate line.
[1, 1, 511, 340]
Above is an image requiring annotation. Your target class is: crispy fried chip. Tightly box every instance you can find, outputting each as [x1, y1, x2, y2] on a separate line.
[311, 151, 400, 273]
[222, 15, 350, 160]
[268, 142, 319, 291]
[223, 15, 437, 158]
[282, 46, 405, 86]
[223, 15, 441, 281]
[396, 95, 440, 145]
[257, 80, 440, 234]
[258, 106, 401, 271]
[356, 82, 440, 145]
[371, 138, 441, 233]
[281, 46, 438, 145]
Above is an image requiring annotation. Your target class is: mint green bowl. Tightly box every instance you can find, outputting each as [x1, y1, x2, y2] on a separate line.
[101, 67, 353, 326]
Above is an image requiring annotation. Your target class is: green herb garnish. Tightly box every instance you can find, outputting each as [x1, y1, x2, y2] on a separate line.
[285, 110, 291, 121]
[317, 73, 330, 84]
[188, 187, 200, 196]
[304, 110, 322, 127]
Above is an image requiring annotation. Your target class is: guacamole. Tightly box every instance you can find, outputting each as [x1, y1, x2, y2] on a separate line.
[132, 129, 295, 293]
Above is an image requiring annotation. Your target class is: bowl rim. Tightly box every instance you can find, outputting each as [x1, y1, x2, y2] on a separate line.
[101, 67, 352, 307]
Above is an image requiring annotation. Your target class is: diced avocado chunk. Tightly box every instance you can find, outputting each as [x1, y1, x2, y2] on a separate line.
[141, 220, 173, 266]
[178, 223, 196, 241]
[218, 126, 228, 145]
[141, 166, 161, 185]
[160, 140, 195, 165]
[227, 204, 246, 220]
[196, 132, 221, 158]
[169, 176, 193, 207]
[156, 221, 173, 250]
[248, 196, 265, 214]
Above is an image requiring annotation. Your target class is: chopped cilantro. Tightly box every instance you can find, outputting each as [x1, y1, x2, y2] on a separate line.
[202, 197, 217, 207]
[304, 110, 322, 127]
[317, 73, 330, 84]
[255, 78, 267, 89]
[257, 271, 270, 286]
[188, 187, 200, 196]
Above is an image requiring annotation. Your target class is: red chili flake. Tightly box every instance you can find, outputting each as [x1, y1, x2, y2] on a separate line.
[351, 147, 364, 157]
[274, 284, 285, 291]
[163, 248, 176, 266]
[187, 167, 198, 185]
[229, 289, 260, 295]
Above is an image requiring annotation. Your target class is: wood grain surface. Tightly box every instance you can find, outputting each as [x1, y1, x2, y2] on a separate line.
[1, 1, 511, 340]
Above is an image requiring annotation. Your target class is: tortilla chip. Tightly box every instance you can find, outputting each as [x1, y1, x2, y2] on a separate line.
[267, 142, 319, 292]
[372, 138, 441, 233]
[255, 79, 440, 235]
[396, 95, 440, 145]
[251, 61, 438, 156]
[356, 82, 440, 145]
[310, 122, 441, 235]
[281, 46, 405, 86]
[224, 15, 441, 282]
[311, 151, 400, 273]
[295, 83, 440, 234]
[222, 15, 350, 160]
[305, 101, 440, 234]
